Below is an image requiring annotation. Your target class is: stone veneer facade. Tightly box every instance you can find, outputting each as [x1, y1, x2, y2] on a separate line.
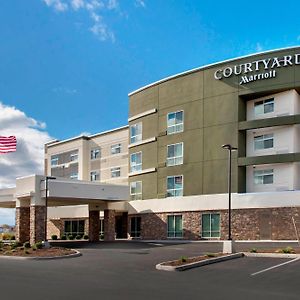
[104, 209, 115, 241]
[15, 207, 30, 243]
[30, 206, 46, 245]
[89, 211, 100, 242]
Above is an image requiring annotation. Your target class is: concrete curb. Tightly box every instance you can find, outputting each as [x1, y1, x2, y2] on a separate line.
[243, 252, 300, 259]
[156, 253, 244, 271]
[0, 249, 82, 260]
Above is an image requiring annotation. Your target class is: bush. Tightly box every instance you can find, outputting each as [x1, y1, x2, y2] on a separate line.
[1, 233, 14, 240]
[75, 235, 82, 240]
[51, 235, 58, 240]
[180, 256, 188, 263]
[10, 241, 22, 249]
[24, 250, 30, 255]
[61, 235, 67, 240]
[23, 241, 31, 249]
[83, 235, 89, 240]
[10, 235, 15, 240]
[68, 234, 74, 240]
[206, 253, 216, 258]
[0, 241, 3, 249]
[35, 242, 43, 249]
[281, 246, 295, 254]
[250, 248, 257, 253]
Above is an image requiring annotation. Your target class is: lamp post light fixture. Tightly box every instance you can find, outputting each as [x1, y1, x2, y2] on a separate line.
[221, 144, 238, 241]
[43, 176, 56, 243]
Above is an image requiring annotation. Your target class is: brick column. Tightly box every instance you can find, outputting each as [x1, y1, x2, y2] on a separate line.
[89, 211, 100, 242]
[15, 206, 30, 243]
[104, 209, 115, 241]
[30, 206, 46, 245]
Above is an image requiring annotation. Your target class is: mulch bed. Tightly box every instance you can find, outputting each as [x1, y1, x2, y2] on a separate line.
[0, 245, 76, 257]
[163, 253, 225, 266]
[249, 248, 300, 254]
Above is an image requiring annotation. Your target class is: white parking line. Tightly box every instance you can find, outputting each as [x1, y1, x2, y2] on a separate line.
[251, 257, 300, 276]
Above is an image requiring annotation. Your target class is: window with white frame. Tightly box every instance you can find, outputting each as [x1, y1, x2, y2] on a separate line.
[167, 111, 184, 134]
[167, 143, 183, 166]
[167, 175, 183, 197]
[130, 122, 142, 144]
[90, 171, 100, 182]
[254, 98, 274, 115]
[254, 134, 274, 150]
[254, 169, 274, 185]
[167, 215, 183, 238]
[111, 167, 121, 178]
[70, 152, 78, 162]
[51, 156, 58, 167]
[111, 143, 121, 155]
[202, 213, 220, 238]
[130, 181, 142, 200]
[130, 152, 142, 172]
[70, 173, 78, 180]
[91, 148, 100, 160]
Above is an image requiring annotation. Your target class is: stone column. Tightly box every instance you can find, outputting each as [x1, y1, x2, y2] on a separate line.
[104, 209, 115, 241]
[89, 210, 100, 242]
[15, 200, 30, 243]
[30, 205, 46, 245]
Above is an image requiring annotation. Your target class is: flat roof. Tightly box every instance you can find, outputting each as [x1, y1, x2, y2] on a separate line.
[46, 125, 128, 148]
[128, 45, 300, 96]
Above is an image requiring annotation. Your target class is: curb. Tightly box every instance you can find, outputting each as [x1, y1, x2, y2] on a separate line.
[243, 252, 300, 259]
[156, 253, 244, 271]
[0, 249, 82, 260]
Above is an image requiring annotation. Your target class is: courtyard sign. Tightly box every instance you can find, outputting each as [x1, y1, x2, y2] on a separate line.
[214, 53, 300, 85]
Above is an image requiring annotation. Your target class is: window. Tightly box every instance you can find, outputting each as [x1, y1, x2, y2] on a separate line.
[111, 143, 121, 155]
[51, 156, 58, 167]
[64, 220, 85, 236]
[70, 152, 78, 162]
[167, 175, 183, 197]
[254, 169, 274, 185]
[130, 217, 141, 238]
[91, 148, 100, 160]
[167, 215, 183, 238]
[167, 143, 183, 166]
[90, 171, 100, 181]
[130, 181, 142, 200]
[130, 123, 142, 144]
[70, 173, 78, 180]
[99, 219, 104, 239]
[202, 213, 220, 238]
[254, 134, 274, 150]
[111, 167, 121, 178]
[130, 152, 142, 172]
[254, 98, 274, 115]
[167, 111, 184, 134]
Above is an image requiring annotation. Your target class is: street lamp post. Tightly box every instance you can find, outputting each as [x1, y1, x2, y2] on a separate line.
[43, 176, 56, 242]
[222, 144, 237, 241]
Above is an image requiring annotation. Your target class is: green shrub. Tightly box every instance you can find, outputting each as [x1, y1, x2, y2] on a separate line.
[51, 235, 58, 240]
[281, 246, 295, 254]
[0, 241, 3, 249]
[23, 241, 31, 249]
[75, 235, 82, 240]
[24, 250, 30, 255]
[206, 253, 216, 258]
[180, 256, 188, 263]
[250, 248, 257, 253]
[2, 233, 14, 240]
[10, 241, 22, 249]
[35, 242, 43, 249]
[10, 235, 15, 240]
[83, 235, 89, 240]
[61, 235, 67, 240]
[68, 234, 75, 240]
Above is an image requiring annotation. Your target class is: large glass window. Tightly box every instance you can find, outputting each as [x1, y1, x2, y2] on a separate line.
[90, 171, 100, 181]
[70, 173, 78, 180]
[167, 143, 183, 166]
[130, 217, 141, 238]
[111, 143, 121, 155]
[130, 123, 142, 144]
[99, 219, 104, 239]
[111, 167, 121, 178]
[254, 98, 274, 115]
[51, 156, 58, 167]
[254, 134, 274, 150]
[130, 181, 142, 200]
[202, 213, 220, 238]
[130, 152, 142, 172]
[70, 152, 78, 162]
[91, 148, 100, 160]
[167, 215, 183, 238]
[167, 175, 183, 197]
[64, 220, 85, 236]
[167, 111, 184, 134]
[254, 169, 274, 185]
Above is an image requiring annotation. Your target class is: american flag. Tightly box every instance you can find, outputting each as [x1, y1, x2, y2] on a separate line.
[0, 136, 17, 154]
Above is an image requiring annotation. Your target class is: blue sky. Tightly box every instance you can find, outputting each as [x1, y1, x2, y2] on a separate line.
[0, 0, 300, 224]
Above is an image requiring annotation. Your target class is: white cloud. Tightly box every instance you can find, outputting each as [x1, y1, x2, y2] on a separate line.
[90, 22, 115, 42]
[107, 0, 118, 10]
[52, 87, 78, 94]
[135, 0, 145, 8]
[71, 0, 85, 10]
[0, 102, 53, 225]
[43, 0, 68, 12]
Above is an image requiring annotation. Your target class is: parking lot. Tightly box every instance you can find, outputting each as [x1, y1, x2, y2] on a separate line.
[0, 241, 299, 300]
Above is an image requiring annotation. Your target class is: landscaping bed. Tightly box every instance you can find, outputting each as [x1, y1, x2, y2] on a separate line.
[0, 241, 77, 258]
[248, 246, 300, 254]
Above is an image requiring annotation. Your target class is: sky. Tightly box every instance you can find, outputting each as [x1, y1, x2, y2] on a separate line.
[0, 0, 300, 224]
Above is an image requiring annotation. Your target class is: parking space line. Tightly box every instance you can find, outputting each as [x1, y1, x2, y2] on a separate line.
[251, 257, 300, 276]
